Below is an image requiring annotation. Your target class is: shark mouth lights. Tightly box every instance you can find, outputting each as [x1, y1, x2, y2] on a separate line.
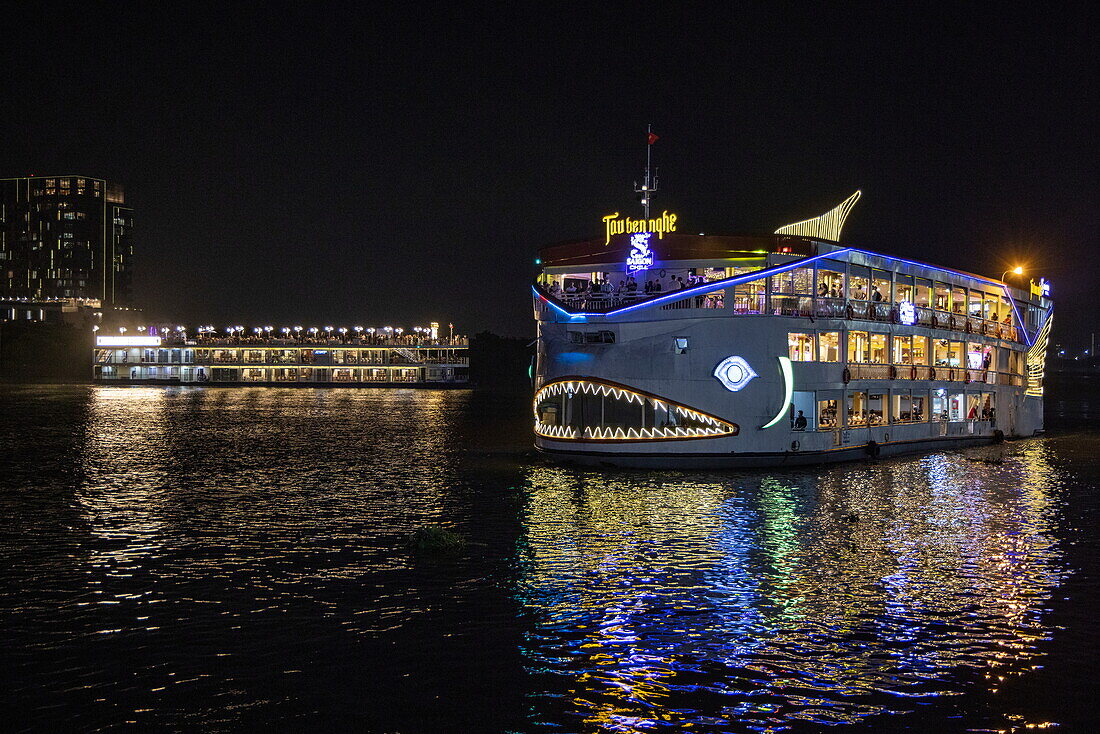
[534, 378, 738, 442]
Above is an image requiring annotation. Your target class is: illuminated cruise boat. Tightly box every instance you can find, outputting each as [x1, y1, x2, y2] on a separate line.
[93, 323, 469, 386]
[532, 192, 1053, 468]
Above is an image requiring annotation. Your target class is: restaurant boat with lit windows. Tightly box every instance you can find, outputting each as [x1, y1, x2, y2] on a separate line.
[532, 192, 1053, 468]
[93, 323, 469, 386]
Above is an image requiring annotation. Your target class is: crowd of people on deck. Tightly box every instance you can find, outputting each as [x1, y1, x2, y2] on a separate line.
[546, 274, 1016, 328]
[548, 272, 714, 301]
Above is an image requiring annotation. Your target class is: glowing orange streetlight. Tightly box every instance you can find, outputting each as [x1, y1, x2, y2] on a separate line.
[1000, 266, 1024, 282]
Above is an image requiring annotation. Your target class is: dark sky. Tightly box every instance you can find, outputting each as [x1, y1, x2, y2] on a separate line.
[2, 5, 1095, 342]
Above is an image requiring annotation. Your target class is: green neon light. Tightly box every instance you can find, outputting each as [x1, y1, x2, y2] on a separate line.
[760, 356, 793, 430]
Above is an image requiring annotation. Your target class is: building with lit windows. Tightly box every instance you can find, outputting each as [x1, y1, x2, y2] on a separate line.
[0, 175, 134, 307]
[93, 326, 469, 386]
[532, 193, 1053, 467]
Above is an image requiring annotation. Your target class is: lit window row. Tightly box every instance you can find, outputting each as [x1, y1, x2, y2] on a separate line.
[794, 388, 998, 430]
[788, 331, 1023, 372]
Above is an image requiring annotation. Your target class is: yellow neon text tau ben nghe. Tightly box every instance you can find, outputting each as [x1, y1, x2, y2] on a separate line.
[602, 211, 678, 245]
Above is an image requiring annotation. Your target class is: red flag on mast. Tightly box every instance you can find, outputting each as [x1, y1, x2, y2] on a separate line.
[647, 131, 659, 145]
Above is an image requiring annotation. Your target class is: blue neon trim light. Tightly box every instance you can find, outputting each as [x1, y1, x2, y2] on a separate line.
[532, 286, 593, 320]
[536, 245, 1044, 346]
[843, 249, 1037, 346]
[607, 249, 852, 316]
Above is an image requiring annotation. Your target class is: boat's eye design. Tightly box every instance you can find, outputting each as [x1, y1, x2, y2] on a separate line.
[533, 378, 738, 441]
[713, 356, 757, 392]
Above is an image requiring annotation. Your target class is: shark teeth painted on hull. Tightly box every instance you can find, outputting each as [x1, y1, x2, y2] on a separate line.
[532, 378, 738, 442]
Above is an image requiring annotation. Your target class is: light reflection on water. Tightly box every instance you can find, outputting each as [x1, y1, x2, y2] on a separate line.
[516, 445, 1068, 731]
[0, 384, 1085, 732]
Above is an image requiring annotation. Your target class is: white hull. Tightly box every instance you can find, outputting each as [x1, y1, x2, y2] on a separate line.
[534, 315, 1043, 468]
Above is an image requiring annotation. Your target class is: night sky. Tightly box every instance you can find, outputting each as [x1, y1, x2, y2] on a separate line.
[2, 6, 1094, 342]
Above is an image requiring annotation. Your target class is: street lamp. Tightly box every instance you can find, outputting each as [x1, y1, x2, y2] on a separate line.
[1000, 266, 1024, 282]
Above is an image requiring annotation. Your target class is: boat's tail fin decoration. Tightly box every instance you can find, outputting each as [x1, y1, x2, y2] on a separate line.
[1025, 313, 1052, 398]
[774, 190, 861, 242]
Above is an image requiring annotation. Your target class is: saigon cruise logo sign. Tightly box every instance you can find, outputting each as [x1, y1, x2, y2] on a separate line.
[626, 233, 654, 271]
[602, 210, 678, 245]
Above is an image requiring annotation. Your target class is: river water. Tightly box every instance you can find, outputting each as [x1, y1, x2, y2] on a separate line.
[1, 376, 1097, 732]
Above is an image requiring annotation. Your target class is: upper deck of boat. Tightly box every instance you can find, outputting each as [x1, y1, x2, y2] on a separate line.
[534, 233, 1052, 347]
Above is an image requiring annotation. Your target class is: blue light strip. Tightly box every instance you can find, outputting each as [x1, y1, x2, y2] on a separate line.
[532, 286, 593, 319]
[844, 248, 1036, 346]
[536, 245, 1042, 346]
[605, 249, 852, 316]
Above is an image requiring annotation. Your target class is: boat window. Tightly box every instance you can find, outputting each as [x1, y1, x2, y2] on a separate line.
[949, 342, 965, 368]
[868, 392, 885, 425]
[818, 331, 841, 362]
[893, 335, 912, 364]
[914, 278, 932, 307]
[791, 391, 816, 430]
[984, 292, 1000, 322]
[967, 342, 984, 369]
[792, 266, 814, 294]
[891, 389, 912, 423]
[817, 261, 845, 299]
[848, 331, 869, 362]
[818, 397, 840, 429]
[1000, 296, 1014, 327]
[968, 290, 984, 319]
[847, 391, 868, 427]
[966, 393, 982, 420]
[733, 277, 766, 314]
[568, 330, 615, 344]
[729, 264, 765, 278]
[949, 392, 966, 421]
[895, 274, 913, 304]
[931, 389, 948, 421]
[912, 336, 929, 365]
[981, 392, 996, 420]
[952, 286, 967, 314]
[933, 339, 950, 366]
[849, 266, 869, 300]
[911, 392, 927, 422]
[934, 282, 951, 311]
[869, 334, 888, 364]
[771, 266, 813, 294]
[871, 270, 891, 303]
[788, 333, 814, 361]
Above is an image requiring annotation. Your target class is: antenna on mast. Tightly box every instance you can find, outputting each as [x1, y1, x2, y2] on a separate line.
[634, 124, 659, 220]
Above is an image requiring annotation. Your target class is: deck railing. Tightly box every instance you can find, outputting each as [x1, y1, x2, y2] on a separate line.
[844, 363, 1019, 384]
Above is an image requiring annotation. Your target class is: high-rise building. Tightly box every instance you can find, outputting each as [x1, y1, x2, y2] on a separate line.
[0, 175, 134, 307]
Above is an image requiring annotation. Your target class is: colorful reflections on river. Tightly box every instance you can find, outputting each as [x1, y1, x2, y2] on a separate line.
[515, 446, 1068, 732]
